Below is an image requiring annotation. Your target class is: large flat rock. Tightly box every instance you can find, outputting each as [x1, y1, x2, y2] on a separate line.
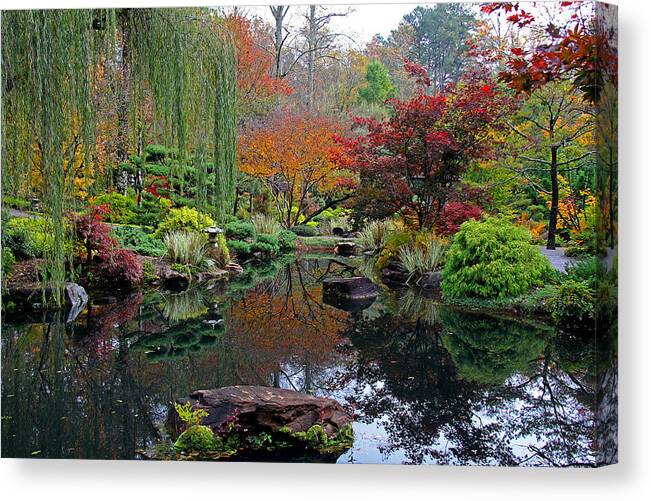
[170, 385, 352, 439]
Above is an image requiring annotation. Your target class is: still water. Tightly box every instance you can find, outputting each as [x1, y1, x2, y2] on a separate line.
[1, 256, 603, 465]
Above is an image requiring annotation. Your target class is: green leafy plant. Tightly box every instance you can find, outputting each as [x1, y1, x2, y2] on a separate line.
[4, 217, 55, 259]
[549, 278, 595, 327]
[91, 192, 137, 224]
[174, 401, 209, 426]
[155, 207, 214, 238]
[441, 217, 553, 299]
[224, 220, 256, 240]
[290, 224, 318, 237]
[250, 234, 280, 258]
[111, 226, 166, 257]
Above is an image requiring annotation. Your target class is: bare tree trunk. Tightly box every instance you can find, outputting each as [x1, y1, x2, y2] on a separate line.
[306, 5, 316, 110]
[547, 146, 559, 250]
[270, 6, 289, 78]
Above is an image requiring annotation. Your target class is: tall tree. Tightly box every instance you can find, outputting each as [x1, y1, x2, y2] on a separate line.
[506, 82, 594, 249]
[398, 4, 475, 92]
[238, 112, 354, 228]
[358, 60, 396, 105]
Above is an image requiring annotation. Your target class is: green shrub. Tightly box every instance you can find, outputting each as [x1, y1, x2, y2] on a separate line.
[163, 230, 212, 268]
[441, 217, 553, 300]
[549, 279, 595, 327]
[224, 220, 256, 240]
[91, 192, 136, 224]
[227, 239, 252, 258]
[173, 425, 217, 453]
[132, 193, 171, 228]
[251, 213, 281, 234]
[277, 230, 297, 252]
[144, 144, 168, 162]
[2, 247, 15, 279]
[251, 234, 280, 258]
[111, 226, 166, 257]
[155, 207, 214, 238]
[5, 217, 54, 259]
[2, 196, 30, 211]
[564, 227, 598, 257]
[213, 233, 230, 268]
[564, 256, 598, 289]
[291, 224, 318, 237]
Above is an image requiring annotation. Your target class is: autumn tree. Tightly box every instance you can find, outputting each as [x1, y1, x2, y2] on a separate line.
[342, 63, 514, 230]
[225, 13, 292, 119]
[507, 81, 594, 249]
[238, 113, 354, 228]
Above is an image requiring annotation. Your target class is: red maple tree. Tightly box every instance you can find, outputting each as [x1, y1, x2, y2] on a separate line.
[341, 63, 514, 229]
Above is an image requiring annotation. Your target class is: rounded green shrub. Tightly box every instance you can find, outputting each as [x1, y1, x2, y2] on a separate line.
[277, 230, 297, 252]
[5, 217, 55, 259]
[154, 207, 214, 238]
[290, 224, 318, 237]
[550, 279, 595, 327]
[111, 226, 166, 257]
[224, 220, 256, 240]
[441, 217, 553, 299]
[228, 239, 252, 258]
[173, 425, 217, 453]
[91, 192, 137, 224]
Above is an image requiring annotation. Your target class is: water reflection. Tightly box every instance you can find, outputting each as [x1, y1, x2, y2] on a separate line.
[1, 257, 606, 465]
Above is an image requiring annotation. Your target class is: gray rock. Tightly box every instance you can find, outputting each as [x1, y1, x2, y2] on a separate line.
[169, 385, 352, 439]
[322, 277, 378, 300]
[421, 271, 441, 290]
[334, 241, 358, 256]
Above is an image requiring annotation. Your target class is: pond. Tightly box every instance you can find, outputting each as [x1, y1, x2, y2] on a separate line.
[1, 256, 612, 465]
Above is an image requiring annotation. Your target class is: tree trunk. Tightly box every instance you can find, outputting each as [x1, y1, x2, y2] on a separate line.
[547, 147, 559, 250]
[270, 6, 288, 78]
[306, 5, 316, 110]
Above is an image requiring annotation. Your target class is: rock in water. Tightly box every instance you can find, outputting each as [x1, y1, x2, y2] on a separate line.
[64, 282, 88, 322]
[322, 277, 378, 301]
[334, 240, 358, 256]
[170, 386, 352, 439]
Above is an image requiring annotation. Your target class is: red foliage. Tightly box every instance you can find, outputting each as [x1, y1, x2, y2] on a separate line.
[340, 66, 514, 229]
[71, 204, 143, 286]
[481, 1, 617, 102]
[435, 201, 483, 236]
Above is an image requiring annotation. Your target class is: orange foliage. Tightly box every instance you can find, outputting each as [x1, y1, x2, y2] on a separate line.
[227, 287, 349, 380]
[225, 14, 292, 112]
[238, 113, 354, 227]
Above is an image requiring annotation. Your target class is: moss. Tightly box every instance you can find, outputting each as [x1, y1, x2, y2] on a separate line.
[173, 425, 217, 453]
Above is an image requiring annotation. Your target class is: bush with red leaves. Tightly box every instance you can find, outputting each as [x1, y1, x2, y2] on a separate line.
[71, 205, 143, 287]
[435, 202, 483, 237]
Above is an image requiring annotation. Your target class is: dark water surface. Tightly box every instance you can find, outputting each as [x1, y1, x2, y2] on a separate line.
[1, 257, 603, 465]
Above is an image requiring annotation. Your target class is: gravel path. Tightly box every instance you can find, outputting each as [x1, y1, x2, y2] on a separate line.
[539, 246, 578, 272]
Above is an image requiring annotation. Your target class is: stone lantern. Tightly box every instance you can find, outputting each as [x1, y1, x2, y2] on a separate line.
[204, 226, 223, 247]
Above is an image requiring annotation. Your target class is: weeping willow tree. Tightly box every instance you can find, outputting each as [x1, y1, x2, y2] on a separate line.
[1, 8, 237, 303]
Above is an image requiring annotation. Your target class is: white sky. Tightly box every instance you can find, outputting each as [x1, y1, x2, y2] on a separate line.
[239, 3, 423, 47]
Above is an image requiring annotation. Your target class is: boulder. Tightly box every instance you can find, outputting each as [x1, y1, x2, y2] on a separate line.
[421, 271, 441, 290]
[332, 227, 345, 237]
[161, 268, 190, 291]
[225, 262, 244, 275]
[64, 282, 89, 322]
[334, 240, 358, 256]
[6, 281, 88, 321]
[322, 277, 378, 301]
[169, 386, 352, 439]
[380, 260, 409, 287]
